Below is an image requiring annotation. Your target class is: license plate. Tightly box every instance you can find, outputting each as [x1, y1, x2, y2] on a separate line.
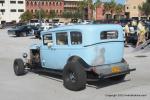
[111, 66, 121, 73]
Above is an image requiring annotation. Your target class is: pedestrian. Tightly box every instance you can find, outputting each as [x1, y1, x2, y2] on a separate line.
[136, 21, 146, 47]
[124, 22, 130, 47]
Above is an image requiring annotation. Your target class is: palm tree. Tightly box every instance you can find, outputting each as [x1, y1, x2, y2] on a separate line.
[139, 0, 150, 17]
[103, 2, 112, 19]
[93, 0, 102, 20]
[115, 4, 124, 20]
[94, 0, 102, 8]
[103, 0, 117, 19]
[86, 0, 94, 20]
[79, 0, 94, 20]
[78, 0, 87, 20]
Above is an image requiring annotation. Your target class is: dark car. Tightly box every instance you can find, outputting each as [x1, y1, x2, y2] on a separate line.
[34, 25, 52, 39]
[8, 25, 38, 37]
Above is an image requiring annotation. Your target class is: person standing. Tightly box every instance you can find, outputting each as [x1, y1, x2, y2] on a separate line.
[124, 22, 130, 47]
[136, 21, 146, 47]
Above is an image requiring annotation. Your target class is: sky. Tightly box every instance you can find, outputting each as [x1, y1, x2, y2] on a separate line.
[94, 0, 126, 4]
[116, 0, 125, 4]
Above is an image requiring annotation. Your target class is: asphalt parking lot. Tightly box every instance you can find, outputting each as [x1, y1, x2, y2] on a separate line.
[0, 28, 150, 100]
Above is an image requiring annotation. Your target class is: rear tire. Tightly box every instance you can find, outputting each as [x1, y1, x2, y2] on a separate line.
[63, 62, 86, 91]
[13, 58, 26, 76]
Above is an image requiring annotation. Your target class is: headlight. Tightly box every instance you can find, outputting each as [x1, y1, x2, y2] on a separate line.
[22, 53, 28, 58]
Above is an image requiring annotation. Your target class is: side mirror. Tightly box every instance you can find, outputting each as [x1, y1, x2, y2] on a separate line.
[47, 42, 53, 48]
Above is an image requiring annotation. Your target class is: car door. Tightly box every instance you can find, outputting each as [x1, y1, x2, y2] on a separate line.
[40, 31, 70, 70]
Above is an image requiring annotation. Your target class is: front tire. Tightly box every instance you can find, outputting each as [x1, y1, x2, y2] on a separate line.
[63, 62, 86, 91]
[13, 58, 26, 76]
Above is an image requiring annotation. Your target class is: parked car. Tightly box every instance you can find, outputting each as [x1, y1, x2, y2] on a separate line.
[34, 25, 53, 39]
[0, 24, 3, 29]
[13, 24, 136, 91]
[8, 25, 38, 37]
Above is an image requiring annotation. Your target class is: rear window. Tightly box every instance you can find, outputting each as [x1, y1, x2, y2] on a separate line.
[100, 30, 118, 40]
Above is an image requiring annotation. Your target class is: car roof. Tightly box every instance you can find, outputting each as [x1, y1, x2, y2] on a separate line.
[42, 24, 122, 34]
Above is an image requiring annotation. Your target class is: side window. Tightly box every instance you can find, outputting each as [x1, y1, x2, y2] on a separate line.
[70, 31, 82, 45]
[56, 32, 68, 45]
[43, 34, 52, 45]
[100, 30, 118, 40]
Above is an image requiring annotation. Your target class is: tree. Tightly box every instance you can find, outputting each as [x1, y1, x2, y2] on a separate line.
[73, 12, 82, 19]
[35, 9, 46, 19]
[94, 0, 102, 8]
[62, 12, 73, 19]
[20, 11, 33, 22]
[115, 4, 124, 20]
[104, 0, 117, 19]
[48, 10, 57, 19]
[139, 0, 150, 17]
[78, 0, 95, 20]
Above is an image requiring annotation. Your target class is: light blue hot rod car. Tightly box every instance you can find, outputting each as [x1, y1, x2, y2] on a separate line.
[13, 24, 135, 91]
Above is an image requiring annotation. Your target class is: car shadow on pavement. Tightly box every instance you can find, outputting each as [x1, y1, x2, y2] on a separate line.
[31, 71, 130, 89]
[87, 79, 130, 89]
[30, 37, 38, 39]
[9, 35, 18, 38]
[32, 71, 63, 83]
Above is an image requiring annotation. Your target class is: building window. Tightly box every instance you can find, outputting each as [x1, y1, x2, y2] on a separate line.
[56, 2, 58, 6]
[126, 7, 129, 9]
[34, 2, 37, 6]
[18, 9, 24, 12]
[26, 1, 29, 6]
[0, 9, 5, 15]
[10, 1, 16, 4]
[31, 10, 33, 13]
[18, 1, 23, 4]
[0, 1, 5, 6]
[133, 6, 136, 9]
[49, 2, 51, 5]
[42, 1, 44, 5]
[60, 10, 62, 14]
[53, 2, 55, 6]
[31, 1, 33, 6]
[10, 9, 16, 12]
[46, 2, 48, 6]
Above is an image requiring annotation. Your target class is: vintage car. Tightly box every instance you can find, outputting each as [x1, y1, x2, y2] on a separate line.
[13, 24, 136, 91]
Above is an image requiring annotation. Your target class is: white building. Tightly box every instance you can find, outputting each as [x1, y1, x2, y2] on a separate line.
[0, 0, 25, 24]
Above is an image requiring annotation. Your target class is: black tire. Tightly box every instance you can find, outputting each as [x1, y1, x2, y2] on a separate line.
[63, 62, 86, 91]
[13, 58, 26, 76]
[16, 32, 20, 37]
[109, 74, 126, 81]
